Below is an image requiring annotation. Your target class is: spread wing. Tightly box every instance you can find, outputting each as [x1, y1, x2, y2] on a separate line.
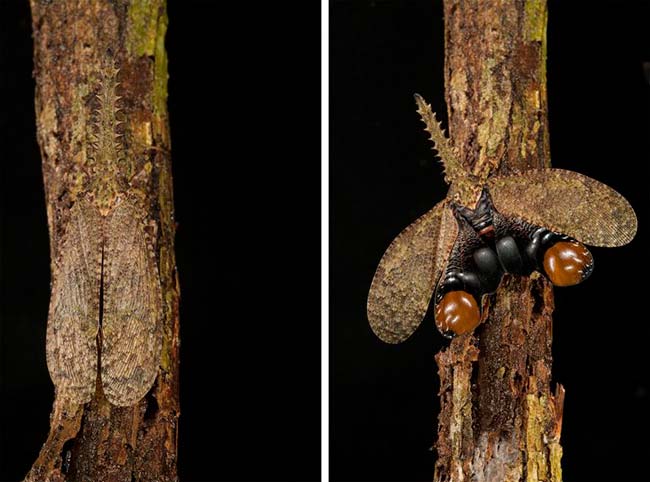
[367, 202, 456, 343]
[101, 195, 163, 406]
[46, 197, 101, 404]
[488, 168, 637, 247]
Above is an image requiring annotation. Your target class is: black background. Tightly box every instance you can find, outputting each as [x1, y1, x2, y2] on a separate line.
[332, 1, 649, 482]
[2, 0, 649, 481]
[1, 1, 320, 481]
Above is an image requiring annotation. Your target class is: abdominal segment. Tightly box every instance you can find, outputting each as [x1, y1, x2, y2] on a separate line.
[434, 214, 593, 337]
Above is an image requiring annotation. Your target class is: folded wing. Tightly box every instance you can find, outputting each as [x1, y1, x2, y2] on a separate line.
[46, 197, 101, 404]
[101, 195, 163, 406]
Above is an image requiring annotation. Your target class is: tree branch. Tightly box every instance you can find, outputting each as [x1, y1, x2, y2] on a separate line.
[26, 1, 179, 481]
[435, 1, 563, 480]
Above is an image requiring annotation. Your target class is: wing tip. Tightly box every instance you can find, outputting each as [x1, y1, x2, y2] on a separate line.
[103, 379, 156, 407]
[371, 325, 408, 344]
[367, 309, 416, 345]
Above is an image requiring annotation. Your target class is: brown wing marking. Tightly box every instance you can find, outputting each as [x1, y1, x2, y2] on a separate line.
[367, 202, 456, 344]
[488, 168, 637, 247]
[46, 197, 101, 404]
[101, 194, 163, 406]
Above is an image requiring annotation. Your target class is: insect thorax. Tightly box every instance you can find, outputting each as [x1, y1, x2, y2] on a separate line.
[434, 186, 594, 337]
[87, 63, 127, 214]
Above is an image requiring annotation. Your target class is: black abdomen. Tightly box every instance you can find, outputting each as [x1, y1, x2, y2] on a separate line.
[435, 221, 593, 337]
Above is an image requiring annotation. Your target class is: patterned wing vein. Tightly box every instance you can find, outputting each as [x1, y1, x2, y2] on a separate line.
[489, 168, 637, 247]
[367, 202, 448, 344]
[101, 195, 163, 406]
[46, 198, 101, 404]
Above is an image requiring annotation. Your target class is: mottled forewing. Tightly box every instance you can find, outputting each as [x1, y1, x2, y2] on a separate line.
[101, 195, 163, 406]
[46, 198, 101, 404]
[368, 202, 452, 343]
[489, 169, 637, 247]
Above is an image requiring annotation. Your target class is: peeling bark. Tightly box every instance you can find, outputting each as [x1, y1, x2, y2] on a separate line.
[26, 1, 179, 481]
[434, 1, 564, 481]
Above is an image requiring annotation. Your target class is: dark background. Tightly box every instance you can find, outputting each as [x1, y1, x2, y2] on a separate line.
[1, 1, 320, 481]
[332, 1, 649, 482]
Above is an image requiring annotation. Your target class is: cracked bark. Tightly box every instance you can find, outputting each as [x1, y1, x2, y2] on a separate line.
[26, 1, 179, 481]
[434, 1, 564, 481]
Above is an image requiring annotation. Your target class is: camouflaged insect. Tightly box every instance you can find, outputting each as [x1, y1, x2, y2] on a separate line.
[367, 94, 637, 343]
[46, 64, 163, 406]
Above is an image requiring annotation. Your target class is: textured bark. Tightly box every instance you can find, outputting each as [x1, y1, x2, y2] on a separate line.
[26, 1, 179, 481]
[434, 1, 564, 481]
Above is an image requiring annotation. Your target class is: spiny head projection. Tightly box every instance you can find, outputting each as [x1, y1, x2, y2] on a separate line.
[88, 62, 126, 215]
[413, 94, 462, 180]
[414, 94, 479, 205]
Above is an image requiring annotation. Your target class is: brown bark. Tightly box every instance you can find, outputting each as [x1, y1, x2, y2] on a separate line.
[434, 1, 564, 481]
[26, 1, 179, 481]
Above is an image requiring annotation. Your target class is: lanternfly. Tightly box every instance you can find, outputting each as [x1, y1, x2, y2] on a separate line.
[367, 94, 637, 342]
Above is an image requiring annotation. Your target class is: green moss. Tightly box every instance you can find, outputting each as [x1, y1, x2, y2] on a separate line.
[525, 394, 563, 482]
[525, 394, 543, 481]
[153, 9, 169, 117]
[524, 0, 550, 166]
[160, 327, 171, 370]
[549, 442, 563, 482]
[537, 3, 548, 99]
[524, 0, 547, 42]
[127, 0, 160, 57]
[126, 0, 168, 116]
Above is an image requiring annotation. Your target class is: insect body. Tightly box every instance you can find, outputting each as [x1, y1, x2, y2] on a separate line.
[434, 187, 593, 337]
[46, 63, 162, 406]
[367, 95, 637, 343]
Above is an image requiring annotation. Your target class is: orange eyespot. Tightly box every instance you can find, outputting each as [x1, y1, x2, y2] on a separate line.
[435, 291, 481, 336]
[543, 241, 593, 287]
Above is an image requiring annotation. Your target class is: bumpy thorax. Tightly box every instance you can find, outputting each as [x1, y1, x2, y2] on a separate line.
[88, 64, 127, 216]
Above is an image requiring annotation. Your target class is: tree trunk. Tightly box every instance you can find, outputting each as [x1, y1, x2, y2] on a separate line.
[26, 1, 179, 481]
[434, 1, 564, 481]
